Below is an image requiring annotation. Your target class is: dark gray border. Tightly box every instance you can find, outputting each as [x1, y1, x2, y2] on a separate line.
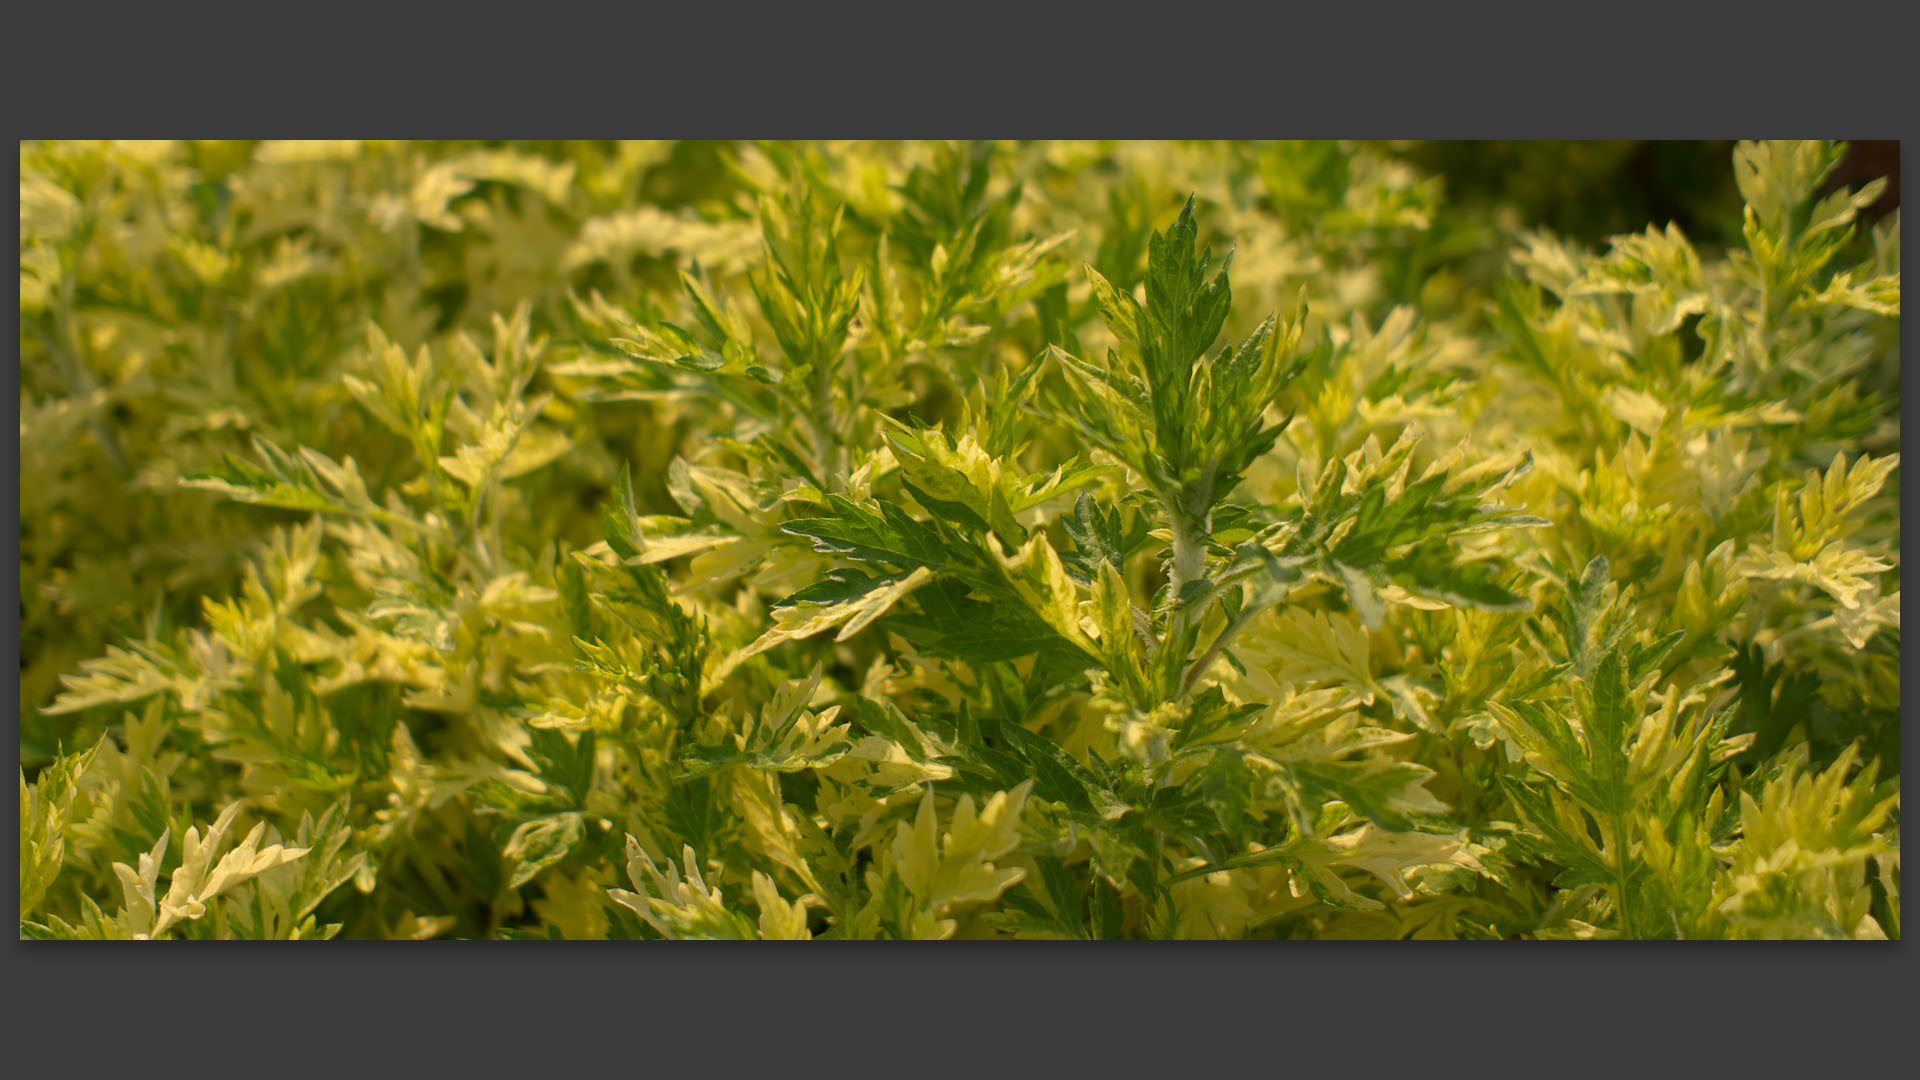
[7, 1, 1912, 1075]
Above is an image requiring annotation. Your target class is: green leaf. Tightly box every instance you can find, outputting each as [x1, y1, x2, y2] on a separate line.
[744, 566, 937, 658]
[503, 812, 586, 890]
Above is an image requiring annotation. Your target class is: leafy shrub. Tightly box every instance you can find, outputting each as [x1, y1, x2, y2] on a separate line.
[19, 140, 1898, 940]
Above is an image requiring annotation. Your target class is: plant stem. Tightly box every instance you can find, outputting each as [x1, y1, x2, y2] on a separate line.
[1180, 603, 1256, 701]
[1612, 808, 1638, 939]
[1167, 506, 1211, 601]
[1159, 484, 1224, 704]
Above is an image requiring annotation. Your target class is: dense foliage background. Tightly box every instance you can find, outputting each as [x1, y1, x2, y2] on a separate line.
[19, 140, 1899, 939]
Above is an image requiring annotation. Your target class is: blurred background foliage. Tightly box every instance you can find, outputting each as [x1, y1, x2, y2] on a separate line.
[1395, 140, 1897, 252]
